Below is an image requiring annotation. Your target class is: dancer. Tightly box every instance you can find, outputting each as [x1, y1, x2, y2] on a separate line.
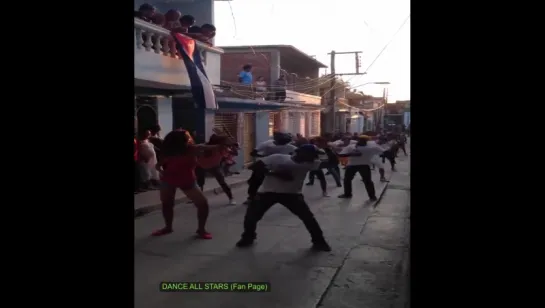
[397, 133, 408, 156]
[378, 136, 397, 171]
[153, 129, 232, 239]
[195, 134, 236, 206]
[243, 132, 296, 205]
[236, 145, 332, 251]
[306, 137, 342, 190]
[338, 135, 384, 200]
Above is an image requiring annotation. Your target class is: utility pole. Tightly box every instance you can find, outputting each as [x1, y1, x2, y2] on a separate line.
[326, 50, 365, 133]
[328, 50, 336, 133]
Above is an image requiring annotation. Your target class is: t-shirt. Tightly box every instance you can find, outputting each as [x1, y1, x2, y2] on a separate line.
[239, 71, 253, 85]
[258, 154, 321, 194]
[339, 143, 385, 166]
[256, 140, 297, 157]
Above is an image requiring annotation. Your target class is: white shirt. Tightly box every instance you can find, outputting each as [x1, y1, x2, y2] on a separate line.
[258, 154, 321, 194]
[339, 143, 385, 166]
[256, 140, 297, 157]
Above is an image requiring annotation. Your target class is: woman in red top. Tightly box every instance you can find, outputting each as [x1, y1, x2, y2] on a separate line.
[153, 129, 231, 239]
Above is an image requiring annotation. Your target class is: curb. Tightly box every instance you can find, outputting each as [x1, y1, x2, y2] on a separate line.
[134, 179, 248, 219]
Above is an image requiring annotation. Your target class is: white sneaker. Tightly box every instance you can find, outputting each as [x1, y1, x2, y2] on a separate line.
[228, 199, 237, 206]
[322, 192, 330, 197]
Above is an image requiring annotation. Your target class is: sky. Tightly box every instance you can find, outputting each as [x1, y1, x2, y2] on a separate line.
[213, 0, 410, 102]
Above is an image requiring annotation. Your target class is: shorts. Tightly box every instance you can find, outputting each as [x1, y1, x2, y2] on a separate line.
[160, 181, 198, 191]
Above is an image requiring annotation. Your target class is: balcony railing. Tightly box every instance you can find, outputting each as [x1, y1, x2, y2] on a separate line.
[216, 83, 321, 105]
[134, 17, 223, 87]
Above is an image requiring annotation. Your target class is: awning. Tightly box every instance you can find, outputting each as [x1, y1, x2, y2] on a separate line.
[217, 96, 323, 112]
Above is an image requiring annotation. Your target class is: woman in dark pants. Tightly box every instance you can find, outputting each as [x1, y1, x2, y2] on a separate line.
[195, 135, 236, 205]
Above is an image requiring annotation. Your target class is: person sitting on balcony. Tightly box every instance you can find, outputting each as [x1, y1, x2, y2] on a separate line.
[134, 3, 156, 22]
[165, 9, 182, 31]
[255, 76, 267, 98]
[180, 15, 196, 33]
[201, 24, 216, 45]
[187, 26, 206, 41]
[151, 12, 165, 27]
[275, 74, 287, 102]
[239, 64, 253, 86]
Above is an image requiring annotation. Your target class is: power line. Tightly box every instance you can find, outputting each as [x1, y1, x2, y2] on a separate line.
[363, 14, 410, 73]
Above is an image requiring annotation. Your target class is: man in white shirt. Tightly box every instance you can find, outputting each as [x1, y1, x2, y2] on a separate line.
[337, 135, 385, 200]
[243, 132, 297, 205]
[236, 145, 331, 251]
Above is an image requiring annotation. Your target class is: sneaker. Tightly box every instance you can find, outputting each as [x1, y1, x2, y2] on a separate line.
[196, 230, 212, 240]
[322, 192, 330, 197]
[338, 194, 352, 198]
[236, 238, 254, 247]
[369, 197, 378, 202]
[380, 177, 388, 182]
[228, 199, 237, 206]
[336, 184, 342, 187]
[312, 241, 332, 252]
[242, 199, 251, 205]
[305, 182, 313, 186]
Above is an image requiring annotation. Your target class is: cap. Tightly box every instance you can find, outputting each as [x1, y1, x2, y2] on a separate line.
[297, 144, 320, 153]
[359, 135, 370, 140]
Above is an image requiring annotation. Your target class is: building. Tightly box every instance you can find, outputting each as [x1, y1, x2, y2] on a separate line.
[217, 45, 326, 166]
[134, 0, 220, 141]
[134, 3, 326, 170]
[317, 78, 365, 133]
[384, 100, 410, 127]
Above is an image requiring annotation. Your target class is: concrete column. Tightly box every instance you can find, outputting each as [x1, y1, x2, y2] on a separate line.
[157, 97, 173, 136]
[281, 110, 290, 132]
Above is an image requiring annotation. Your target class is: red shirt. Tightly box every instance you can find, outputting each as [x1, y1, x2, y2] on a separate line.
[161, 149, 198, 189]
[134, 138, 139, 162]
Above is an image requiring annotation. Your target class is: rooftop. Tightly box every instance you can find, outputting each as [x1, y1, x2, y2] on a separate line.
[218, 44, 328, 69]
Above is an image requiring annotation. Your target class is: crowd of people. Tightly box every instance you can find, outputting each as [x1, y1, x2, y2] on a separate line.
[135, 3, 217, 47]
[135, 120, 408, 252]
[134, 124, 239, 194]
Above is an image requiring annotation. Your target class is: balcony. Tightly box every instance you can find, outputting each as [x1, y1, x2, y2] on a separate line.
[216, 83, 321, 106]
[134, 17, 223, 88]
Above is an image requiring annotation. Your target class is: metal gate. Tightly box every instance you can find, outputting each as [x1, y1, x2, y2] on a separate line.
[311, 111, 320, 136]
[269, 112, 281, 136]
[243, 113, 256, 164]
[214, 113, 238, 141]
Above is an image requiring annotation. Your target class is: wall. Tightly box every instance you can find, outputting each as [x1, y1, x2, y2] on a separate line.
[171, 96, 214, 143]
[221, 52, 272, 84]
[157, 97, 173, 135]
[255, 112, 270, 145]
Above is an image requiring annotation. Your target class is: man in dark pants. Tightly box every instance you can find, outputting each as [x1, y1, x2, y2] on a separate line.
[243, 132, 296, 205]
[337, 135, 384, 200]
[396, 133, 408, 156]
[236, 145, 331, 251]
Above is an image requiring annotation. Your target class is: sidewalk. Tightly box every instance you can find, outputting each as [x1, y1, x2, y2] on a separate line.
[319, 154, 410, 308]
[134, 169, 252, 218]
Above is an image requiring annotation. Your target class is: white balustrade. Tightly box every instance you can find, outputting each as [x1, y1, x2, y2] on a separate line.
[134, 17, 224, 59]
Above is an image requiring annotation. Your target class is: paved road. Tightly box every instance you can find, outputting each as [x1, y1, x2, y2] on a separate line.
[135, 157, 409, 308]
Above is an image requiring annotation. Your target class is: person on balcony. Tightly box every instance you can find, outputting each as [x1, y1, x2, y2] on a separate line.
[165, 10, 182, 31]
[255, 76, 267, 98]
[151, 13, 165, 27]
[238, 64, 253, 86]
[180, 15, 196, 33]
[201, 24, 216, 45]
[274, 75, 287, 102]
[134, 3, 155, 22]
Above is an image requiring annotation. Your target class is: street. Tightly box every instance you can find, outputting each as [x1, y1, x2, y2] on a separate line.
[135, 155, 410, 308]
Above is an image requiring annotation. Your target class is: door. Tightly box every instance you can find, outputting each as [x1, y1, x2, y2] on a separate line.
[214, 112, 238, 141]
[243, 113, 256, 165]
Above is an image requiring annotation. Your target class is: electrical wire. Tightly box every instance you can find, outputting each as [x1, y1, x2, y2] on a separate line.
[363, 14, 410, 74]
